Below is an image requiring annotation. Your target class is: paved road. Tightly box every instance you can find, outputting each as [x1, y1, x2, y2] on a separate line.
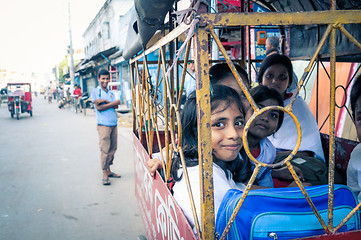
[0, 96, 145, 240]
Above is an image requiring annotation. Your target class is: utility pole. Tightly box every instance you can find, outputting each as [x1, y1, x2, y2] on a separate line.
[68, 1, 75, 85]
[211, 0, 219, 61]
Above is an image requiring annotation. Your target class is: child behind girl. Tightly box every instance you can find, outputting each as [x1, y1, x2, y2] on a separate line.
[347, 75, 361, 202]
[244, 85, 284, 187]
[257, 54, 329, 186]
[171, 85, 248, 231]
[209, 64, 290, 187]
[257, 54, 325, 162]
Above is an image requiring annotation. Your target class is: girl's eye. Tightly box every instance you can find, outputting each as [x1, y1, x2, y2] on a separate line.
[213, 122, 225, 127]
[279, 74, 288, 81]
[265, 73, 273, 80]
[270, 112, 279, 119]
[235, 120, 244, 127]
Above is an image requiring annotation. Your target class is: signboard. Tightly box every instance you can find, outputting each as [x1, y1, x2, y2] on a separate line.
[133, 133, 197, 240]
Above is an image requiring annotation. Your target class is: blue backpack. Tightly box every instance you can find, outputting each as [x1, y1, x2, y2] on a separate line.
[216, 185, 360, 239]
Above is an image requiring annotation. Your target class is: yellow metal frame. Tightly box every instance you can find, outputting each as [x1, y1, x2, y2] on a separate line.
[130, 7, 361, 240]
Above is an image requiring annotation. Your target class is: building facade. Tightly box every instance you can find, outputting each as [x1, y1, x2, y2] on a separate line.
[77, 0, 133, 103]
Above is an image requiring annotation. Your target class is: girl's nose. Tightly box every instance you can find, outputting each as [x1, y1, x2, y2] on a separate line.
[260, 112, 269, 122]
[227, 126, 241, 139]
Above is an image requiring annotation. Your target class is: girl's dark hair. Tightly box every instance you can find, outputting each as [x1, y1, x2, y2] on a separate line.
[351, 74, 361, 119]
[171, 85, 250, 182]
[209, 63, 249, 88]
[250, 85, 284, 131]
[257, 54, 293, 87]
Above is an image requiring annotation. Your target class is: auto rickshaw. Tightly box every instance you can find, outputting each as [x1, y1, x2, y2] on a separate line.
[7, 83, 33, 119]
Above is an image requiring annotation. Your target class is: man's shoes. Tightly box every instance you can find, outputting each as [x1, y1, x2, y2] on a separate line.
[102, 178, 111, 185]
[108, 172, 121, 178]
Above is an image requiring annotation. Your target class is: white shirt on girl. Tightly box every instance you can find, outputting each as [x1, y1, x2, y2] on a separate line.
[249, 138, 275, 188]
[172, 162, 246, 231]
[268, 95, 325, 161]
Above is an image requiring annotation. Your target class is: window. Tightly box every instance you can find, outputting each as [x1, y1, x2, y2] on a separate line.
[102, 22, 110, 39]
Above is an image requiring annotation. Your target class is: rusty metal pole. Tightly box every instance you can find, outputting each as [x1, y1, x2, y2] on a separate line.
[194, 27, 214, 239]
[327, 0, 337, 233]
[130, 63, 136, 133]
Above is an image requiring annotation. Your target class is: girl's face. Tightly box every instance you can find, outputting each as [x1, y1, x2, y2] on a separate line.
[354, 96, 361, 141]
[211, 101, 244, 161]
[261, 64, 289, 96]
[246, 98, 280, 140]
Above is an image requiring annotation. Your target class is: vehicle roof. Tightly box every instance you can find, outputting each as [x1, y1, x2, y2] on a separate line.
[256, 0, 361, 61]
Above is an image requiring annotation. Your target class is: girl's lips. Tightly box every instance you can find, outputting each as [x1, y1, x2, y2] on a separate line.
[223, 144, 242, 151]
[255, 123, 268, 130]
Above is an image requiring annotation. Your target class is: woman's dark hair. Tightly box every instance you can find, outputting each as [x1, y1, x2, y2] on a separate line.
[171, 85, 251, 182]
[209, 63, 249, 88]
[351, 74, 361, 119]
[257, 54, 293, 87]
[97, 69, 110, 78]
[250, 85, 284, 131]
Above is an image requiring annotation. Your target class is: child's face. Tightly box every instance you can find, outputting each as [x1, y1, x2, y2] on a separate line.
[211, 101, 244, 161]
[261, 64, 289, 96]
[354, 96, 361, 141]
[246, 98, 280, 140]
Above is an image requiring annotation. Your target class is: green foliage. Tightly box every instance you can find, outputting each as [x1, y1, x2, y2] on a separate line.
[58, 56, 69, 83]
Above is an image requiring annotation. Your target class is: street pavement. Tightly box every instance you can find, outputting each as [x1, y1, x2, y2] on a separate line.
[0, 96, 145, 240]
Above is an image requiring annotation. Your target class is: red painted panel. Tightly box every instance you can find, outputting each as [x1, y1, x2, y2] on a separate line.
[133, 133, 197, 240]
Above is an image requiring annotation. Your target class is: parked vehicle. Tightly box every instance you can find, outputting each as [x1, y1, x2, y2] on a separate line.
[80, 92, 94, 115]
[0, 88, 7, 103]
[57, 96, 71, 109]
[7, 83, 33, 119]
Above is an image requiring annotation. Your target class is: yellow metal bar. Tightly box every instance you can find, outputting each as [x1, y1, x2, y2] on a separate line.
[285, 160, 328, 231]
[209, 28, 258, 112]
[144, 56, 153, 155]
[176, 40, 192, 111]
[153, 50, 162, 108]
[154, 51, 171, 182]
[219, 166, 260, 240]
[168, 104, 178, 153]
[243, 106, 301, 168]
[130, 22, 191, 63]
[178, 148, 202, 240]
[135, 62, 143, 142]
[327, 23, 337, 232]
[151, 112, 168, 180]
[200, 10, 361, 27]
[243, 105, 327, 231]
[160, 46, 170, 177]
[334, 202, 361, 232]
[130, 63, 137, 133]
[338, 24, 361, 52]
[194, 27, 214, 239]
[289, 24, 332, 108]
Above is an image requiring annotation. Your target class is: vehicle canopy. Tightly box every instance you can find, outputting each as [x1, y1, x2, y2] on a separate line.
[7, 83, 31, 97]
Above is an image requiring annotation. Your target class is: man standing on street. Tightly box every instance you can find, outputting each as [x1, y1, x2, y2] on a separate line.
[91, 69, 121, 185]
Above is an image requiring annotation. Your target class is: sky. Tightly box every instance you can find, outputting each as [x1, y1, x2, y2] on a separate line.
[0, 0, 106, 75]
